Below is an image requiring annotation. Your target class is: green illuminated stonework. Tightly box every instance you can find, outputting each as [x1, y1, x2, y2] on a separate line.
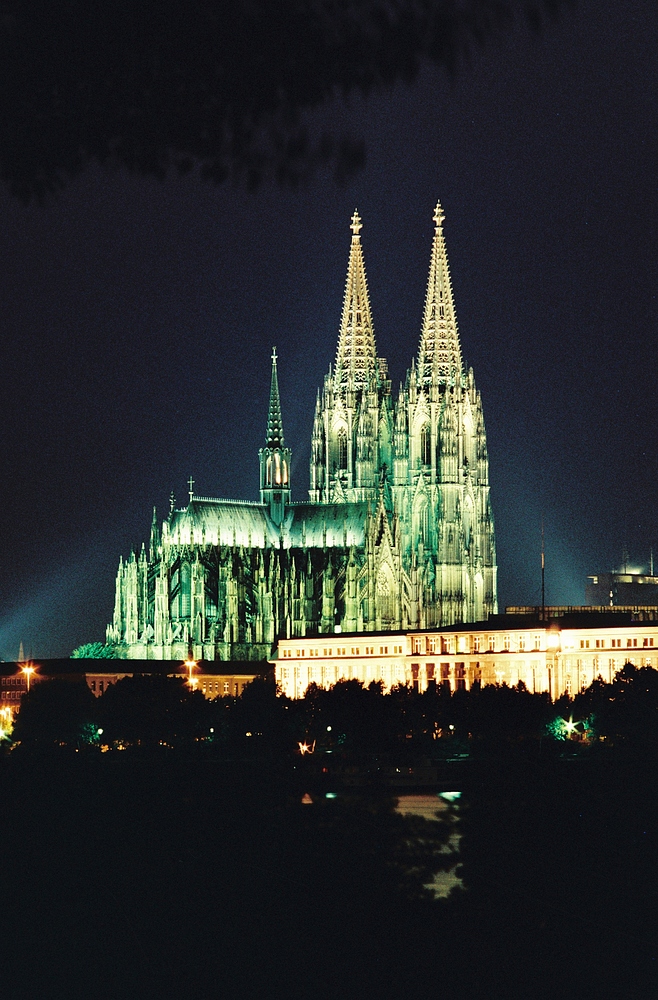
[106, 204, 497, 661]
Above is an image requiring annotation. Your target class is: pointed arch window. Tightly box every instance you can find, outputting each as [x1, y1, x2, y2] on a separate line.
[414, 496, 430, 548]
[376, 571, 396, 625]
[338, 430, 348, 471]
[421, 424, 431, 466]
[274, 452, 288, 486]
[421, 503, 430, 546]
[463, 494, 474, 552]
[180, 562, 191, 619]
[267, 452, 289, 487]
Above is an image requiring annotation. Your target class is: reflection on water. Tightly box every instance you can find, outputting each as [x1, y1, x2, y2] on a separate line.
[395, 793, 462, 898]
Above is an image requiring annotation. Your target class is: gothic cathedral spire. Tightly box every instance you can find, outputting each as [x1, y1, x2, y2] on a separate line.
[266, 346, 285, 449]
[417, 201, 463, 388]
[334, 210, 378, 395]
[259, 347, 291, 524]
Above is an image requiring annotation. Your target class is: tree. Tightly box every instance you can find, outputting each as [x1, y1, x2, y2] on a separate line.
[591, 662, 658, 750]
[71, 642, 120, 658]
[0, 1, 569, 201]
[11, 678, 99, 749]
[97, 673, 211, 746]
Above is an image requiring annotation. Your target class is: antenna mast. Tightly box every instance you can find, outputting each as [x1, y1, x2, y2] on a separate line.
[541, 516, 545, 621]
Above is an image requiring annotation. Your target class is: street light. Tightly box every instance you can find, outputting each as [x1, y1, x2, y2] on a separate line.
[21, 664, 35, 692]
[184, 659, 197, 690]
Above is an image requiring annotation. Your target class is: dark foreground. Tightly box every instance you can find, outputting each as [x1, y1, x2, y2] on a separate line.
[1, 755, 657, 1000]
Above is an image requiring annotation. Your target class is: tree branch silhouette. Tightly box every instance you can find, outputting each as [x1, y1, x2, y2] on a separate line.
[0, 1, 571, 200]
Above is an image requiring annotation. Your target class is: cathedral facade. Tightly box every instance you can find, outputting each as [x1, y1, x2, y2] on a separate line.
[106, 203, 497, 661]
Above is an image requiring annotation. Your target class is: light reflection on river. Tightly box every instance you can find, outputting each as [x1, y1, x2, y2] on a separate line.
[395, 793, 462, 897]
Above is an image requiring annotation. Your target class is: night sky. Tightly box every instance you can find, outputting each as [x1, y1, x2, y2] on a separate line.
[1, 2, 657, 658]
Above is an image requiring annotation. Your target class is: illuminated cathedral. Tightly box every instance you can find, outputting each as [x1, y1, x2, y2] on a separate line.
[106, 203, 497, 660]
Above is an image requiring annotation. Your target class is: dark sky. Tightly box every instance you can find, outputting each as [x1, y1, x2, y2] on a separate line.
[1, 2, 657, 658]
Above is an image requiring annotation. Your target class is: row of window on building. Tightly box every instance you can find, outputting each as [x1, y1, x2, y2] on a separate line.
[199, 678, 244, 696]
[281, 644, 405, 658]
[89, 679, 113, 694]
[280, 636, 552, 657]
[89, 675, 250, 698]
[579, 637, 654, 649]
[415, 635, 657, 653]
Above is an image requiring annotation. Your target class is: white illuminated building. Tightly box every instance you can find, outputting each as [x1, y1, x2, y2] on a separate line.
[273, 616, 658, 700]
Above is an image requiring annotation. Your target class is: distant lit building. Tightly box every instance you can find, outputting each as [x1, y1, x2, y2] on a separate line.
[84, 664, 256, 700]
[0, 660, 262, 702]
[0, 671, 28, 714]
[273, 612, 658, 700]
[585, 571, 658, 608]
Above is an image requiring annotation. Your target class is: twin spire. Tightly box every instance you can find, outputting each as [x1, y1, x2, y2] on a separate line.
[264, 202, 463, 444]
[333, 202, 463, 397]
[417, 201, 462, 386]
[262, 202, 465, 509]
[334, 210, 378, 393]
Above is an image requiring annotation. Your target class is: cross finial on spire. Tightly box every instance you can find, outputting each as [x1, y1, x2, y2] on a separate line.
[350, 210, 362, 236]
[433, 200, 445, 230]
[188, 476, 195, 501]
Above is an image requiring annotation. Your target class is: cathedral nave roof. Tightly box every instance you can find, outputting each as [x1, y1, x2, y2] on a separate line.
[166, 498, 367, 550]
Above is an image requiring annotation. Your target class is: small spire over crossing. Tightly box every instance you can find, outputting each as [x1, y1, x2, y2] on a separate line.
[266, 347, 285, 448]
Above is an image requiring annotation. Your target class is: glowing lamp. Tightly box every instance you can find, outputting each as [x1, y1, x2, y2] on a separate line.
[546, 630, 561, 651]
[21, 664, 36, 691]
[185, 659, 198, 688]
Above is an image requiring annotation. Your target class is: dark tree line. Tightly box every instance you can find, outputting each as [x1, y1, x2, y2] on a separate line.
[8, 661, 658, 756]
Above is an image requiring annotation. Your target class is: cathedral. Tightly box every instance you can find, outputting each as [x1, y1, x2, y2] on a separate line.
[106, 203, 497, 661]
